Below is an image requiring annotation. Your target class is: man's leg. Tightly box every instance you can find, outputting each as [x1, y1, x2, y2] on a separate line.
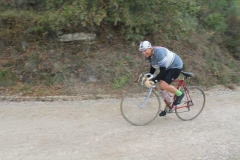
[159, 80, 177, 94]
[158, 69, 184, 116]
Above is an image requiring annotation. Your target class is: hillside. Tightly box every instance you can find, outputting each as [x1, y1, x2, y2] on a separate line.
[0, 0, 240, 98]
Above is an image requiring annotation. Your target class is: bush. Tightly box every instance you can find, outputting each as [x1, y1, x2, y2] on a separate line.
[0, 10, 37, 45]
[204, 13, 227, 32]
[31, 0, 200, 42]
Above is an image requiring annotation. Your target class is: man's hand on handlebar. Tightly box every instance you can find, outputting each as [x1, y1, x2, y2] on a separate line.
[141, 73, 155, 87]
[145, 80, 154, 88]
[143, 73, 152, 82]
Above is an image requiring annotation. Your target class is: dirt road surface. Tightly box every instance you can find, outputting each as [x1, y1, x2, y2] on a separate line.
[1, 86, 240, 160]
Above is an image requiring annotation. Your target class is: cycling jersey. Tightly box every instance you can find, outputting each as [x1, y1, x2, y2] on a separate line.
[147, 46, 183, 70]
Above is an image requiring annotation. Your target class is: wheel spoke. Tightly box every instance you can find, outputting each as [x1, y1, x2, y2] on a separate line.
[120, 86, 161, 126]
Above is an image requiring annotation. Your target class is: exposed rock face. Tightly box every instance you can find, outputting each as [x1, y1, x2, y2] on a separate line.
[58, 33, 96, 42]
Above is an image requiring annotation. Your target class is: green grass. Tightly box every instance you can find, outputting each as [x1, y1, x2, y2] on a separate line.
[0, 69, 18, 86]
[112, 73, 130, 89]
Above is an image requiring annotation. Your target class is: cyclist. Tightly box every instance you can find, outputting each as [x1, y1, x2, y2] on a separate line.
[139, 41, 184, 116]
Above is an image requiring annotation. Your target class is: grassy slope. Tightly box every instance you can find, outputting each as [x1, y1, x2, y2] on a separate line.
[0, 32, 240, 98]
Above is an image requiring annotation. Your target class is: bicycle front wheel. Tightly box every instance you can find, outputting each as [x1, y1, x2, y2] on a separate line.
[175, 86, 205, 121]
[120, 86, 161, 126]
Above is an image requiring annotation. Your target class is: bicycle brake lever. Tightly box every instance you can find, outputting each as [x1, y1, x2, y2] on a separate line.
[138, 73, 143, 82]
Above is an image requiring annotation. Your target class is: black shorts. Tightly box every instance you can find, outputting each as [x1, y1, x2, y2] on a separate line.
[162, 68, 181, 84]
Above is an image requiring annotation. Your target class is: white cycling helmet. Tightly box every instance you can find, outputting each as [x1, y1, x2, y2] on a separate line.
[139, 41, 152, 51]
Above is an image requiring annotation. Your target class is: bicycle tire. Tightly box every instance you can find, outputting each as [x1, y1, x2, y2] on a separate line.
[175, 86, 205, 121]
[120, 85, 161, 126]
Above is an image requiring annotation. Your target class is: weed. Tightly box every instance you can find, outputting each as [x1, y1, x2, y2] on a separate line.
[17, 85, 32, 95]
[0, 69, 17, 86]
[230, 61, 237, 69]
[231, 75, 240, 83]
[39, 73, 54, 86]
[54, 72, 66, 83]
[28, 52, 39, 64]
[112, 73, 130, 89]
[2, 61, 14, 68]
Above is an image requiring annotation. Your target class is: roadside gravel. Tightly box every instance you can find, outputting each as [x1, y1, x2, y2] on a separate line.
[0, 86, 240, 160]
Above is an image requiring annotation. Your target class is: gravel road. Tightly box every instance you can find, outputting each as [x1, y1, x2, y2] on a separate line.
[0, 86, 240, 160]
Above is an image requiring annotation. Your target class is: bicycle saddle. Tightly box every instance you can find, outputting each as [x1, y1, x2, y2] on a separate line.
[181, 71, 194, 77]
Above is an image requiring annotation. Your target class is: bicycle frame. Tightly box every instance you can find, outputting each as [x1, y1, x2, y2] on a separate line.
[139, 73, 194, 111]
[168, 77, 194, 111]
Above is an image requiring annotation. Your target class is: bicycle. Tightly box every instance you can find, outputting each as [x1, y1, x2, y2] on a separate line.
[120, 71, 206, 126]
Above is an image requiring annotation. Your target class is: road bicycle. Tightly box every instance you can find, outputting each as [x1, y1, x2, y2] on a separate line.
[120, 71, 206, 126]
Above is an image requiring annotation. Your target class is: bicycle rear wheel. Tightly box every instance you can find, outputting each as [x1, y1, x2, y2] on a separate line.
[175, 86, 205, 121]
[120, 85, 161, 126]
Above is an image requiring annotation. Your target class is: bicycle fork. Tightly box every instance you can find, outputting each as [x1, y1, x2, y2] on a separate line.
[139, 88, 153, 109]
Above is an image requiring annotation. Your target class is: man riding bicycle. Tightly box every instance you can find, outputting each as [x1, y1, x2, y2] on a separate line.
[139, 41, 185, 116]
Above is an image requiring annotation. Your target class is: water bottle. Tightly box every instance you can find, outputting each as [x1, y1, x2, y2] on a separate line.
[161, 90, 172, 105]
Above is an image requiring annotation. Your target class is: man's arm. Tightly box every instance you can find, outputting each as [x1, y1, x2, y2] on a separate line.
[151, 67, 166, 83]
[149, 65, 156, 74]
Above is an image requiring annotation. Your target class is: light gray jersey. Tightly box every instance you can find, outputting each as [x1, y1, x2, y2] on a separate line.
[147, 46, 183, 70]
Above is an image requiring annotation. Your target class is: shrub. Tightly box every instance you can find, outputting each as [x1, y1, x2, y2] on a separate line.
[204, 13, 227, 32]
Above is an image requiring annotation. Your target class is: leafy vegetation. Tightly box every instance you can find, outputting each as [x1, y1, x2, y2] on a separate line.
[112, 73, 130, 89]
[0, 69, 18, 86]
[0, 0, 240, 96]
